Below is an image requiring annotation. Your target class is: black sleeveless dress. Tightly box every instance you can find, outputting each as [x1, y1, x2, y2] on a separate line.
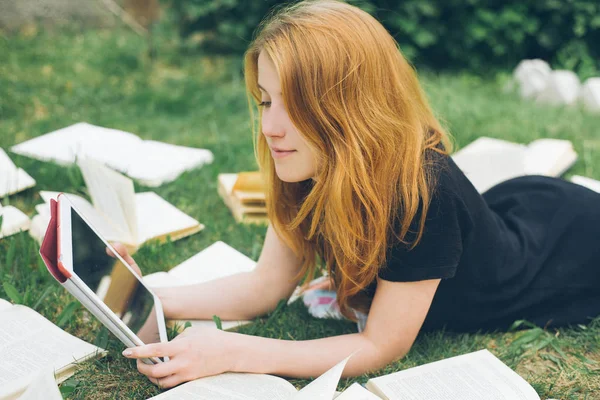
[376, 152, 600, 332]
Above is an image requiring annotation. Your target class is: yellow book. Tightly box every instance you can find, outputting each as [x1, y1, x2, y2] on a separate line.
[218, 173, 268, 225]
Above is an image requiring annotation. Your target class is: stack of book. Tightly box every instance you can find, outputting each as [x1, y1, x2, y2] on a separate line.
[217, 172, 268, 225]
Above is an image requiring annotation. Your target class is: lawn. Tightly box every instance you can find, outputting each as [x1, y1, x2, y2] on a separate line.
[1, 26, 599, 399]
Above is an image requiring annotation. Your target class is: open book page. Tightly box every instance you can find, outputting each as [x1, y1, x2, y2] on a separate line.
[365, 350, 539, 400]
[12, 369, 63, 400]
[10, 123, 214, 187]
[0, 148, 36, 198]
[10, 122, 142, 166]
[134, 192, 202, 246]
[293, 353, 353, 400]
[143, 241, 255, 329]
[0, 205, 30, 239]
[335, 383, 382, 400]
[524, 139, 577, 176]
[125, 140, 214, 187]
[451, 137, 528, 193]
[0, 305, 105, 399]
[78, 158, 137, 244]
[571, 175, 600, 193]
[148, 373, 297, 400]
[0, 298, 12, 312]
[143, 241, 255, 287]
[218, 173, 238, 196]
[37, 191, 127, 243]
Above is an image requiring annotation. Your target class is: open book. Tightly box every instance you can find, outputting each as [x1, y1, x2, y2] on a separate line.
[0, 298, 105, 400]
[452, 137, 577, 193]
[143, 241, 257, 330]
[570, 175, 600, 193]
[10, 122, 214, 187]
[148, 353, 352, 400]
[363, 349, 540, 399]
[29, 158, 204, 252]
[146, 349, 540, 400]
[218, 172, 268, 225]
[0, 148, 36, 198]
[0, 203, 30, 240]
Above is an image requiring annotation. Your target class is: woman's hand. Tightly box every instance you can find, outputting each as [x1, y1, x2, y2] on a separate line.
[122, 327, 240, 389]
[106, 242, 142, 277]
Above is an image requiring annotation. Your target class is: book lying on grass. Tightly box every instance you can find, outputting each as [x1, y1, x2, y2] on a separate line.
[570, 175, 600, 193]
[148, 353, 352, 400]
[0, 203, 30, 240]
[10, 122, 214, 187]
[362, 349, 541, 400]
[0, 148, 36, 198]
[29, 158, 203, 252]
[147, 349, 539, 400]
[143, 241, 257, 330]
[218, 172, 268, 225]
[0, 298, 106, 400]
[452, 137, 577, 193]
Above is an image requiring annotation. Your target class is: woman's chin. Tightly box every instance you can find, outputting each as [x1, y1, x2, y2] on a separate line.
[275, 167, 313, 183]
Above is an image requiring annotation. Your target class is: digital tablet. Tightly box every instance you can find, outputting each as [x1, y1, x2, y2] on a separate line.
[40, 193, 168, 364]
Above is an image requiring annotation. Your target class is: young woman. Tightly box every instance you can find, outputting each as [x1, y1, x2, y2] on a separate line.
[121, 0, 600, 388]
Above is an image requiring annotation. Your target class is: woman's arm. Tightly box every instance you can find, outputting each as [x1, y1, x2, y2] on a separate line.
[231, 277, 441, 378]
[154, 224, 303, 321]
[124, 276, 441, 387]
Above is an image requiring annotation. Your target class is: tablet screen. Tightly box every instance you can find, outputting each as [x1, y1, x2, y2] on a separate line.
[70, 208, 162, 344]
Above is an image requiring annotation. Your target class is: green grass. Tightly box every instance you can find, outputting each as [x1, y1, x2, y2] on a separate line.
[1, 26, 600, 400]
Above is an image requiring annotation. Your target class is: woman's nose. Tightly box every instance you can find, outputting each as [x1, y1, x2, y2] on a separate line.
[261, 110, 285, 138]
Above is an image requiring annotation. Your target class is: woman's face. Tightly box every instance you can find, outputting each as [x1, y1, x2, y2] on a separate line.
[257, 51, 318, 182]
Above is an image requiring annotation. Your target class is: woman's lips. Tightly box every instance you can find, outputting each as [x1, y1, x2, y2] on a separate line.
[270, 148, 296, 159]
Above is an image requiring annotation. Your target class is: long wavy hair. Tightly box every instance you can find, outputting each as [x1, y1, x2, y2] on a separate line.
[244, 0, 451, 319]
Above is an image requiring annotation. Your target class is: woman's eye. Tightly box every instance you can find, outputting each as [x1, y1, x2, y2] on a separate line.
[258, 101, 272, 108]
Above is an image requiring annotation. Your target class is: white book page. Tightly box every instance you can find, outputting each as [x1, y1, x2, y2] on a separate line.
[293, 354, 353, 400]
[134, 192, 200, 246]
[0, 305, 104, 399]
[219, 174, 238, 196]
[0, 148, 36, 197]
[0, 298, 12, 312]
[41, 191, 126, 243]
[168, 241, 256, 284]
[78, 158, 137, 243]
[148, 373, 297, 400]
[29, 214, 49, 245]
[524, 139, 576, 176]
[452, 137, 527, 193]
[124, 141, 214, 187]
[571, 175, 600, 193]
[14, 369, 63, 400]
[142, 271, 179, 288]
[335, 383, 381, 400]
[10, 123, 143, 167]
[366, 350, 539, 400]
[0, 205, 30, 239]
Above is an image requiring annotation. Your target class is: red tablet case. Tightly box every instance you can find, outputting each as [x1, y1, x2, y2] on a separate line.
[39, 199, 67, 283]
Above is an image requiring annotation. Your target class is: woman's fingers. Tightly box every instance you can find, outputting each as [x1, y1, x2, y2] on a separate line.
[136, 359, 187, 389]
[152, 373, 188, 389]
[123, 343, 172, 359]
[106, 242, 142, 276]
[137, 358, 182, 379]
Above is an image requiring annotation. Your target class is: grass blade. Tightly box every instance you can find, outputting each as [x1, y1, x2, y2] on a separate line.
[56, 301, 79, 328]
[3, 281, 22, 304]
